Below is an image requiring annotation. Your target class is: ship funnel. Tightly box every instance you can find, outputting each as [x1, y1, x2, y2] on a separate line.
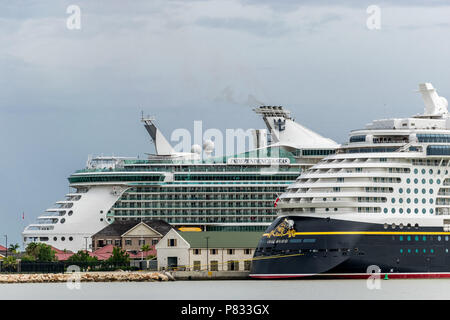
[419, 83, 448, 116]
[141, 114, 175, 155]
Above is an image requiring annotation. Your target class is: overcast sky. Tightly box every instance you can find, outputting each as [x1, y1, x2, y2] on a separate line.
[1, 0, 450, 246]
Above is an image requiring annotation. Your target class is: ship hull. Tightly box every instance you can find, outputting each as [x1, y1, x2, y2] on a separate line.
[250, 216, 450, 279]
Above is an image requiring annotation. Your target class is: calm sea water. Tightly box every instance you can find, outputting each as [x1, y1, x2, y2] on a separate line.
[1, 279, 450, 299]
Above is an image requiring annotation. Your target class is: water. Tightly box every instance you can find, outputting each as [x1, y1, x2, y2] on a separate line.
[1, 279, 450, 299]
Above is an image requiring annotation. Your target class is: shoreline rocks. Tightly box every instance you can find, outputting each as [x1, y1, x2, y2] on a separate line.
[0, 271, 173, 284]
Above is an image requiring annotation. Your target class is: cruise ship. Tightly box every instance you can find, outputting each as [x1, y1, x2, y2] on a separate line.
[22, 106, 338, 252]
[250, 83, 450, 279]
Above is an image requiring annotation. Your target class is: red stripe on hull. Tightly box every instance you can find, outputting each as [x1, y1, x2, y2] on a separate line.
[250, 273, 450, 279]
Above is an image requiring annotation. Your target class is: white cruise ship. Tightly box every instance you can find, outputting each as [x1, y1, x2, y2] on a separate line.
[251, 83, 450, 279]
[23, 106, 338, 252]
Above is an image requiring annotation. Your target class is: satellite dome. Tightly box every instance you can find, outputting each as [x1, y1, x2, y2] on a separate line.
[191, 144, 202, 154]
[203, 139, 215, 154]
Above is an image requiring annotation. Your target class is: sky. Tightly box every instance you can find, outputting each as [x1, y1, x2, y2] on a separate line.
[1, 0, 450, 246]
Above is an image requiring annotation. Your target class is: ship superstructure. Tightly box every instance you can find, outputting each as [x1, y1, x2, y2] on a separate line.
[23, 106, 338, 252]
[251, 83, 450, 278]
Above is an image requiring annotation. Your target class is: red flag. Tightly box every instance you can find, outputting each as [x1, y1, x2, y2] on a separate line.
[274, 197, 280, 207]
[22, 212, 24, 220]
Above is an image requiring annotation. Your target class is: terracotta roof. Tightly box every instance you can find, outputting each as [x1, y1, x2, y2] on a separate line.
[0, 245, 7, 251]
[55, 253, 74, 261]
[50, 246, 71, 254]
[128, 247, 156, 259]
[55, 246, 115, 261]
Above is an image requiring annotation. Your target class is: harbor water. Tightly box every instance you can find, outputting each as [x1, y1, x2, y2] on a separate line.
[1, 279, 450, 299]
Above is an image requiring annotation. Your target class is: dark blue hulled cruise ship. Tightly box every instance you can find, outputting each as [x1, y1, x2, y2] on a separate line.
[250, 83, 450, 279]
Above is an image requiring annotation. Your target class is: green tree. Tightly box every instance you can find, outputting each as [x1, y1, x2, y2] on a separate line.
[8, 243, 20, 254]
[106, 247, 130, 267]
[141, 244, 155, 260]
[2, 256, 18, 272]
[24, 243, 56, 262]
[67, 251, 98, 263]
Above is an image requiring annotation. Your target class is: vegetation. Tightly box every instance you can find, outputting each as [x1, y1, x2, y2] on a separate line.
[8, 243, 20, 254]
[67, 250, 99, 263]
[105, 247, 130, 266]
[22, 243, 56, 262]
[1, 256, 18, 272]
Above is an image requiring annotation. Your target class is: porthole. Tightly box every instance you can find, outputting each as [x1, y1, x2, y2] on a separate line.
[391, 208, 396, 214]
[61, 237, 65, 241]
[414, 169, 418, 174]
[399, 198, 403, 203]
[391, 198, 396, 203]
[414, 198, 418, 204]
[100, 218, 104, 222]
[414, 179, 419, 184]
[414, 188, 419, 194]
[399, 223, 404, 229]
[60, 218, 65, 224]
[437, 179, 441, 184]
[406, 178, 411, 184]
[53, 237, 57, 241]
[438, 236, 442, 241]
[407, 208, 411, 214]
[100, 210, 103, 214]
[391, 223, 396, 229]
[407, 198, 411, 204]
[422, 208, 426, 214]
[421, 169, 426, 174]
[384, 208, 388, 213]
[68, 211, 73, 216]
[430, 208, 434, 214]
[69, 237, 73, 241]
[399, 188, 404, 193]
[430, 189, 434, 194]
[384, 223, 388, 229]
[421, 179, 426, 184]
[421, 188, 426, 194]
[407, 188, 411, 194]
[415, 223, 419, 229]
[399, 208, 403, 214]
[414, 208, 419, 214]
[407, 223, 411, 229]
[422, 198, 426, 204]
[429, 179, 433, 184]
[429, 169, 433, 174]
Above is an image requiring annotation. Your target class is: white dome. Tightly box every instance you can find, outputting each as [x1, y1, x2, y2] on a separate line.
[203, 139, 215, 154]
[191, 144, 202, 154]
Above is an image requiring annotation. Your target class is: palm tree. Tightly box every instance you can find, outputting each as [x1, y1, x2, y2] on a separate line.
[141, 244, 150, 258]
[8, 243, 20, 254]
